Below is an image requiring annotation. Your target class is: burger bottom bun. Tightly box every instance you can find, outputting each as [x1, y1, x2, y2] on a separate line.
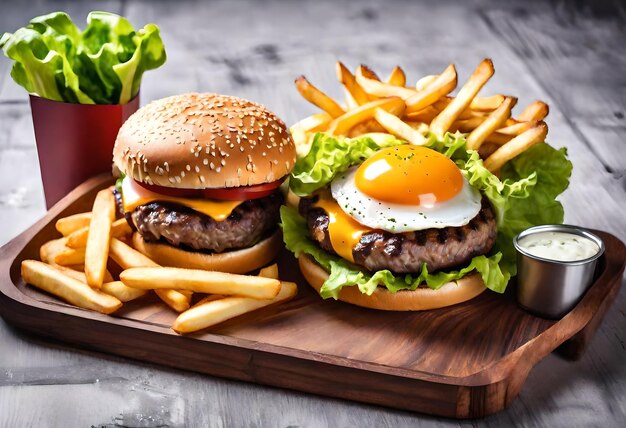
[298, 254, 486, 311]
[132, 230, 282, 274]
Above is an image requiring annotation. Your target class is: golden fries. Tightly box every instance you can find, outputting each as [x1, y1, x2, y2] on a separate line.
[85, 189, 116, 288]
[292, 58, 550, 172]
[355, 65, 416, 99]
[120, 267, 281, 300]
[386, 66, 406, 87]
[66, 218, 132, 249]
[40, 238, 69, 263]
[101, 281, 147, 303]
[374, 108, 427, 145]
[336, 61, 369, 105]
[21, 260, 122, 314]
[430, 59, 495, 136]
[172, 281, 297, 333]
[518, 101, 549, 121]
[406, 64, 457, 113]
[108, 238, 190, 312]
[470, 94, 506, 111]
[467, 96, 516, 150]
[109, 237, 159, 269]
[258, 263, 279, 279]
[484, 123, 548, 172]
[295, 76, 345, 118]
[55, 212, 91, 236]
[53, 247, 86, 266]
[415, 74, 438, 91]
[328, 97, 405, 136]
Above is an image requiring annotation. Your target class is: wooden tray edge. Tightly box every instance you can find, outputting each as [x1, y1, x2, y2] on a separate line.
[1, 174, 624, 418]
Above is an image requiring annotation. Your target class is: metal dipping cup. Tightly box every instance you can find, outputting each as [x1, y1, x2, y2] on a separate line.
[513, 225, 605, 319]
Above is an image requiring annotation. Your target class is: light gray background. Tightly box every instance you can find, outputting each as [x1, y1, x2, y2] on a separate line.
[0, 0, 625, 426]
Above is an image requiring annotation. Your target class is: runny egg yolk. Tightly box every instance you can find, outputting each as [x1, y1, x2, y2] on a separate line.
[354, 145, 463, 207]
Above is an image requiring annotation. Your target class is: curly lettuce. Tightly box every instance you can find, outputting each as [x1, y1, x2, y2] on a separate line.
[0, 11, 166, 104]
[282, 131, 572, 298]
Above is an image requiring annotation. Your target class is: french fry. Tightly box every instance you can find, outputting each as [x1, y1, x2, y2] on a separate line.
[415, 74, 439, 91]
[327, 97, 405, 136]
[359, 64, 381, 81]
[405, 64, 457, 113]
[430, 59, 495, 136]
[336, 61, 369, 105]
[518, 100, 549, 122]
[404, 105, 440, 123]
[346, 119, 386, 137]
[53, 265, 113, 283]
[85, 189, 116, 288]
[484, 123, 548, 172]
[386, 66, 406, 87]
[484, 132, 513, 145]
[295, 76, 345, 118]
[355, 65, 415, 99]
[40, 238, 69, 263]
[258, 263, 279, 279]
[53, 247, 86, 266]
[109, 237, 159, 269]
[344, 88, 360, 110]
[120, 267, 281, 300]
[478, 142, 501, 158]
[374, 108, 427, 145]
[291, 112, 332, 133]
[66, 218, 132, 249]
[497, 120, 536, 136]
[470, 94, 506, 111]
[108, 238, 191, 312]
[466, 96, 516, 150]
[172, 281, 297, 333]
[21, 260, 122, 314]
[451, 116, 487, 133]
[155, 289, 191, 313]
[101, 281, 147, 303]
[55, 212, 92, 236]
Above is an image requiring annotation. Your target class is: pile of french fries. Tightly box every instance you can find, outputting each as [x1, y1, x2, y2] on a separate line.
[21, 188, 297, 333]
[291, 59, 550, 172]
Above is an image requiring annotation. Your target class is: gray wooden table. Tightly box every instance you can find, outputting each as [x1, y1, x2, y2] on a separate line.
[1, 0, 625, 426]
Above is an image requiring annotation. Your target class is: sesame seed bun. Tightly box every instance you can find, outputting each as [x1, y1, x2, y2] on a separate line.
[132, 230, 283, 273]
[113, 93, 296, 189]
[298, 254, 486, 311]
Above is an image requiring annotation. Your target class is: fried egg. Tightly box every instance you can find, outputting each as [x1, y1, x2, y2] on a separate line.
[330, 145, 482, 233]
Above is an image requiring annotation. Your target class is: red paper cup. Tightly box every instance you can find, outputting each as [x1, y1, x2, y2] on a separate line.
[29, 94, 140, 208]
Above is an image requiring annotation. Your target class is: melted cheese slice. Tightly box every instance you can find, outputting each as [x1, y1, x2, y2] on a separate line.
[121, 177, 243, 221]
[313, 191, 372, 263]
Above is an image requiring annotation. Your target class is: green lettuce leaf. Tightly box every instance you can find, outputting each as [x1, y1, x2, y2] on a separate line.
[290, 132, 406, 196]
[0, 11, 166, 104]
[284, 131, 572, 297]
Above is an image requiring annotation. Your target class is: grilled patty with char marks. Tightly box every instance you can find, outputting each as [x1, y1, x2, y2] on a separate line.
[299, 195, 497, 273]
[113, 188, 282, 253]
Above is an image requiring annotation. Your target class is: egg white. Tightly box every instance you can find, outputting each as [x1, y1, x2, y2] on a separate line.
[330, 166, 482, 233]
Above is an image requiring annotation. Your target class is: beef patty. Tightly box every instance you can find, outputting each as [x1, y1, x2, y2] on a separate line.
[299, 196, 497, 273]
[113, 188, 283, 253]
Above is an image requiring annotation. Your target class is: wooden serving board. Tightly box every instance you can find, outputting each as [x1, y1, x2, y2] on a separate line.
[0, 174, 624, 419]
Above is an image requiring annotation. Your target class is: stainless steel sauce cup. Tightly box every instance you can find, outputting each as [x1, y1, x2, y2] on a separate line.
[513, 225, 605, 319]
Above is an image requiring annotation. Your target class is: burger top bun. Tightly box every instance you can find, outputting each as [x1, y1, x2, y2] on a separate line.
[113, 93, 296, 189]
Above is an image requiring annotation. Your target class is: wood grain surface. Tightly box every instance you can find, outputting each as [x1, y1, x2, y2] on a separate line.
[3, 175, 623, 419]
[0, 0, 625, 426]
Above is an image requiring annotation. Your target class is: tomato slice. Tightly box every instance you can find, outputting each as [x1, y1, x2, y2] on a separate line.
[135, 178, 285, 201]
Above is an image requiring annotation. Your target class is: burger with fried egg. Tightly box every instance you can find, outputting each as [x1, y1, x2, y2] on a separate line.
[281, 131, 571, 310]
[112, 93, 296, 273]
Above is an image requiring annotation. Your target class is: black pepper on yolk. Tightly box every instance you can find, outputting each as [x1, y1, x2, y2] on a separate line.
[354, 145, 463, 208]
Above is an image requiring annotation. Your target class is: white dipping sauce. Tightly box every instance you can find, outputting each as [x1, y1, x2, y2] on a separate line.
[518, 231, 600, 262]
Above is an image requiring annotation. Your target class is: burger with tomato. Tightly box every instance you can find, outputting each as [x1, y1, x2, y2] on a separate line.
[112, 92, 296, 273]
